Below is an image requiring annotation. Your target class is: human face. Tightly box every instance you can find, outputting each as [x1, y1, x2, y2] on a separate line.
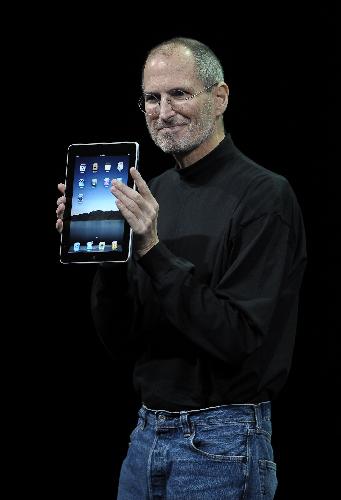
[143, 48, 217, 155]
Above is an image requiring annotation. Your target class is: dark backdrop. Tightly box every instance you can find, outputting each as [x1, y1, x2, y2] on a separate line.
[35, 6, 336, 499]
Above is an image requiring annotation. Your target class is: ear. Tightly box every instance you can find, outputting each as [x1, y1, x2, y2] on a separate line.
[214, 82, 229, 116]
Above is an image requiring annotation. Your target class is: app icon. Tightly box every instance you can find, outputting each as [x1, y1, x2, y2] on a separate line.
[98, 241, 105, 251]
[86, 241, 93, 251]
[80, 163, 86, 173]
[91, 178, 97, 188]
[104, 163, 111, 172]
[92, 162, 99, 172]
[78, 193, 84, 203]
[112, 241, 118, 250]
[103, 177, 110, 187]
[78, 179, 85, 188]
[117, 161, 124, 172]
[73, 242, 80, 252]
[116, 177, 123, 183]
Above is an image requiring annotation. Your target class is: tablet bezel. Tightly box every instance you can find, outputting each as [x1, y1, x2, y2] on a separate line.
[60, 141, 139, 264]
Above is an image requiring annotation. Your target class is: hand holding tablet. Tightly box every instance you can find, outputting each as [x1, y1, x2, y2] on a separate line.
[110, 168, 159, 259]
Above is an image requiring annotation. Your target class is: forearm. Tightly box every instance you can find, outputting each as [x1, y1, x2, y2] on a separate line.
[138, 242, 265, 364]
[138, 210, 294, 365]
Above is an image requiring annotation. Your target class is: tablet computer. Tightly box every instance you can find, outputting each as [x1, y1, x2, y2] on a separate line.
[60, 142, 139, 264]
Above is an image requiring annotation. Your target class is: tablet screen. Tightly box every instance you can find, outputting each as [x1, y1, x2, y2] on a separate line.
[60, 142, 139, 263]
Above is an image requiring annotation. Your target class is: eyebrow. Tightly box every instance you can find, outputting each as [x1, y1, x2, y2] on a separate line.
[143, 86, 192, 95]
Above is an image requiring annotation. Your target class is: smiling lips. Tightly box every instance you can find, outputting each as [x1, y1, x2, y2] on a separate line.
[157, 124, 186, 131]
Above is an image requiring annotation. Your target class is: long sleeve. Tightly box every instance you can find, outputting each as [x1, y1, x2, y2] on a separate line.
[90, 259, 141, 361]
[138, 209, 304, 366]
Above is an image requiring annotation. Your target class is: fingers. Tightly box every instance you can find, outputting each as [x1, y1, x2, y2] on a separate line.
[111, 187, 156, 232]
[115, 199, 142, 233]
[111, 170, 158, 213]
[130, 168, 156, 206]
[57, 195, 66, 206]
[56, 184, 66, 233]
[56, 204, 64, 235]
[111, 187, 139, 215]
[56, 218, 63, 234]
[56, 192, 66, 219]
[111, 174, 158, 236]
[56, 202, 65, 218]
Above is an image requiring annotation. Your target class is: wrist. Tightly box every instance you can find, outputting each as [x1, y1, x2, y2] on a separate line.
[135, 238, 159, 258]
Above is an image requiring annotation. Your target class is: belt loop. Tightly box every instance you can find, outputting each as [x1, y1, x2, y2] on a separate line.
[254, 404, 262, 429]
[180, 411, 191, 437]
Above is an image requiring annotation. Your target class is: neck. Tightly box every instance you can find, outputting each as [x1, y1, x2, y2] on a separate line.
[173, 121, 225, 169]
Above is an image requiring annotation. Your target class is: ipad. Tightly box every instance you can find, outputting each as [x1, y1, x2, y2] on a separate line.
[60, 142, 139, 264]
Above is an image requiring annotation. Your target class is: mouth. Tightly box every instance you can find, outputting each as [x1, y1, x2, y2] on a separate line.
[157, 124, 186, 132]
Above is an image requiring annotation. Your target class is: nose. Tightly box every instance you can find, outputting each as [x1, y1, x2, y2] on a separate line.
[158, 95, 176, 120]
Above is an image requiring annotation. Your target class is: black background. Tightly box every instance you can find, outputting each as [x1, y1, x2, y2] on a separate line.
[31, 5, 336, 499]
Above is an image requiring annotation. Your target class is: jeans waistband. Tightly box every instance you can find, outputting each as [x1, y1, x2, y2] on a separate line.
[140, 401, 271, 432]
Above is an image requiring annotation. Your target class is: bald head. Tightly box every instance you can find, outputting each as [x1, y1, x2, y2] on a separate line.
[143, 45, 201, 93]
[142, 37, 224, 89]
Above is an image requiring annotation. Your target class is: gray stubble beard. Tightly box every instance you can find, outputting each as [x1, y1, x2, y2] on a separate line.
[147, 101, 215, 155]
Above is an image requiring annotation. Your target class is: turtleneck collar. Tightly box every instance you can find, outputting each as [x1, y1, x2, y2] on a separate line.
[174, 133, 236, 182]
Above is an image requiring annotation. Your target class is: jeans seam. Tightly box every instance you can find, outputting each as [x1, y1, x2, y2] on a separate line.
[241, 427, 251, 500]
[147, 431, 159, 499]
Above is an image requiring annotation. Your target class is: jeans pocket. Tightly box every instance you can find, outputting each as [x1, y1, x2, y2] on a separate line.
[189, 422, 248, 462]
[258, 459, 278, 498]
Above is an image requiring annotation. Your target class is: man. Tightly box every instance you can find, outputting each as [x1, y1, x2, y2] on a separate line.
[56, 38, 306, 499]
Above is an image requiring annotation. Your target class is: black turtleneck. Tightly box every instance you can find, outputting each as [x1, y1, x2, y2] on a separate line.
[91, 134, 307, 411]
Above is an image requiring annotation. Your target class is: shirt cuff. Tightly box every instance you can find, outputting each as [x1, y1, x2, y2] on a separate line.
[137, 241, 195, 281]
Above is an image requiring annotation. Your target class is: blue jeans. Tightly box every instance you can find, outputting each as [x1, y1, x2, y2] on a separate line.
[117, 402, 277, 499]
